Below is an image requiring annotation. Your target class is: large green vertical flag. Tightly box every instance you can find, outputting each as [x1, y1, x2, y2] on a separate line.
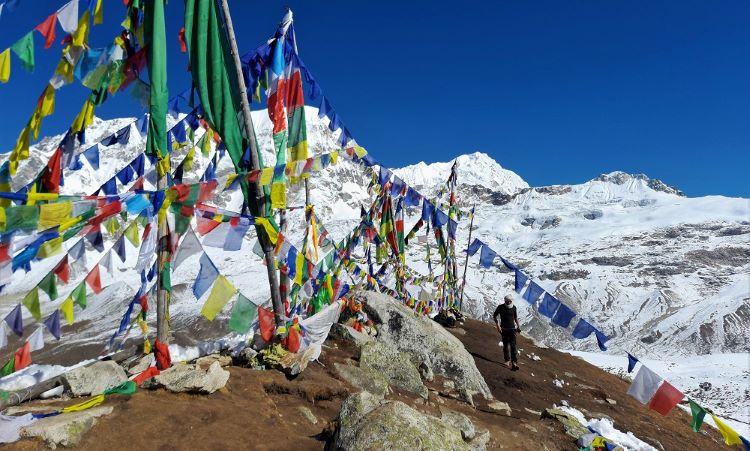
[184, 0, 266, 215]
[145, 0, 169, 169]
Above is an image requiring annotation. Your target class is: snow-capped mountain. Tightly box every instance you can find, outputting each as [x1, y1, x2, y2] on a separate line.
[2, 107, 748, 362]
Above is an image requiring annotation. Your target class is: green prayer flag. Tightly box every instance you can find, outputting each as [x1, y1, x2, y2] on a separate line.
[184, 0, 263, 215]
[103, 380, 137, 396]
[124, 222, 140, 247]
[71, 283, 87, 309]
[144, 0, 168, 158]
[4, 205, 39, 232]
[689, 399, 707, 432]
[23, 287, 41, 320]
[38, 272, 58, 301]
[105, 216, 120, 236]
[228, 292, 257, 334]
[10, 31, 35, 72]
[0, 359, 14, 377]
[160, 262, 171, 292]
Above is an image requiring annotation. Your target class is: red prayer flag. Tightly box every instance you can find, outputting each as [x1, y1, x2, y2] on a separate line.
[85, 265, 102, 294]
[14, 342, 32, 371]
[196, 216, 220, 235]
[648, 381, 684, 415]
[283, 326, 301, 353]
[154, 339, 171, 370]
[35, 13, 58, 49]
[42, 148, 63, 193]
[0, 243, 10, 264]
[138, 295, 149, 312]
[178, 26, 187, 53]
[133, 366, 160, 385]
[258, 306, 275, 342]
[54, 255, 69, 284]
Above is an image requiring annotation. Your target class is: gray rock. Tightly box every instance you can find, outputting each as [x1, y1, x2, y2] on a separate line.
[334, 362, 390, 398]
[487, 400, 512, 416]
[153, 361, 229, 394]
[298, 406, 318, 425]
[126, 355, 154, 376]
[441, 410, 476, 440]
[20, 406, 113, 448]
[196, 354, 232, 368]
[330, 396, 471, 451]
[469, 429, 490, 451]
[362, 292, 492, 400]
[330, 323, 375, 346]
[541, 408, 590, 439]
[359, 341, 428, 399]
[63, 361, 128, 397]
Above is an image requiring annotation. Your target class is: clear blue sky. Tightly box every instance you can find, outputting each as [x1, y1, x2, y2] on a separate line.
[0, 1, 748, 197]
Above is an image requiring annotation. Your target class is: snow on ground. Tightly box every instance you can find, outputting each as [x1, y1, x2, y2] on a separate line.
[568, 350, 750, 437]
[557, 404, 657, 451]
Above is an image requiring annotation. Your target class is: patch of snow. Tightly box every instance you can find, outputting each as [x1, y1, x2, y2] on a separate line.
[557, 404, 657, 451]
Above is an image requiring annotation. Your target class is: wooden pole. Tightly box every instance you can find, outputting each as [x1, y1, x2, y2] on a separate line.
[156, 167, 169, 345]
[458, 205, 475, 312]
[219, 0, 284, 334]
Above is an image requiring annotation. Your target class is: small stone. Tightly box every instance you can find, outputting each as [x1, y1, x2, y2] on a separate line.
[487, 400, 512, 416]
[20, 406, 113, 447]
[606, 398, 617, 405]
[196, 354, 232, 369]
[443, 380, 456, 390]
[153, 361, 229, 394]
[523, 423, 538, 433]
[63, 361, 128, 397]
[468, 428, 490, 451]
[298, 406, 318, 425]
[524, 407, 542, 416]
[564, 371, 577, 379]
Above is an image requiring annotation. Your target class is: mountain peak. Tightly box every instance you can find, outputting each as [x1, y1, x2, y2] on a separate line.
[393, 152, 528, 196]
[592, 171, 684, 196]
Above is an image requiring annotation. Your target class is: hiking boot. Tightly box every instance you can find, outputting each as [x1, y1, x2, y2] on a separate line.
[511, 363, 519, 371]
[504, 361, 512, 368]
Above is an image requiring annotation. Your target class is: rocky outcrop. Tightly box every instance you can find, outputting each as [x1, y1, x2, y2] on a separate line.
[359, 341, 427, 399]
[328, 392, 485, 451]
[362, 292, 492, 400]
[334, 362, 390, 398]
[20, 406, 113, 448]
[62, 361, 128, 397]
[153, 361, 229, 394]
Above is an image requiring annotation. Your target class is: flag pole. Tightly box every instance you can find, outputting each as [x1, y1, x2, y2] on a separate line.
[458, 205, 475, 312]
[219, 0, 284, 335]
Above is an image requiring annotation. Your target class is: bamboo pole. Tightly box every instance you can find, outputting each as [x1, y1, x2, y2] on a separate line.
[458, 205, 475, 312]
[219, 0, 284, 334]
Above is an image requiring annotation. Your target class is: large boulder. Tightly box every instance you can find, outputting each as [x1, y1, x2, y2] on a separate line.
[62, 361, 128, 397]
[359, 341, 428, 399]
[334, 362, 390, 398]
[362, 292, 492, 400]
[328, 393, 479, 451]
[20, 406, 113, 448]
[153, 361, 229, 394]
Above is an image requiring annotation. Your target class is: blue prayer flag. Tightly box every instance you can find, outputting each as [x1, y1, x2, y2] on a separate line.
[4, 304, 23, 336]
[421, 200, 434, 222]
[447, 220, 457, 240]
[83, 144, 100, 170]
[85, 228, 104, 252]
[479, 245, 497, 268]
[500, 257, 517, 271]
[514, 269, 528, 293]
[627, 353, 639, 373]
[114, 236, 126, 262]
[131, 154, 145, 177]
[551, 303, 577, 328]
[43, 310, 61, 340]
[523, 280, 544, 304]
[378, 166, 390, 187]
[466, 239, 483, 256]
[224, 221, 250, 251]
[572, 318, 596, 339]
[404, 187, 422, 207]
[192, 253, 219, 299]
[538, 292, 560, 318]
[116, 165, 134, 185]
[102, 177, 117, 196]
[595, 330, 608, 351]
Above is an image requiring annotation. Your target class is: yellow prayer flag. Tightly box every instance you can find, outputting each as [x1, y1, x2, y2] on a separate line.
[0, 207, 5, 230]
[29, 111, 43, 141]
[330, 151, 339, 165]
[156, 155, 170, 177]
[143, 339, 151, 354]
[39, 201, 72, 230]
[59, 216, 82, 232]
[27, 192, 59, 202]
[200, 275, 237, 321]
[0, 48, 10, 83]
[255, 217, 278, 245]
[71, 99, 95, 133]
[259, 167, 274, 186]
[62, 394, 104, 413]
[294, 252, 305, 285]
[124, 222, 140, 247]
[40, 84, 55, 117]
[138, 319, 148, 335]
[354, 146, 368, 158]
[72, 11, 91, 47]
[60, 297, 74, 324]
[223, 173, 237, 190]
[53, 57, 74, 85]
[105, 216, 119, 236]
[710, 414, 743, 446]
[37, 237, 63, 259]
[270, 183, 286, 210]
[93, 0, 104, 25]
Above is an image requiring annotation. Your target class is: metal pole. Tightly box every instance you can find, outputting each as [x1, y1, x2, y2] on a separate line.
[458, 205, 475, 312]
[219, 0, 284, 333]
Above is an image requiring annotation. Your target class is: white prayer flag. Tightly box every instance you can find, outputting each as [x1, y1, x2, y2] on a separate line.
[627, 365, 664, 404]
[173, 227, 202, 270]
[26, 327, 46, 352]
[57, 0, 79, 34]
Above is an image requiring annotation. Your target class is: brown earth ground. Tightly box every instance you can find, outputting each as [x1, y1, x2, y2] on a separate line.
[3, 318, 727, 450]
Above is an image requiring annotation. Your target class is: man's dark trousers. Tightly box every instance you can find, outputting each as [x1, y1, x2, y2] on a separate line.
[501, 329, 517, 363]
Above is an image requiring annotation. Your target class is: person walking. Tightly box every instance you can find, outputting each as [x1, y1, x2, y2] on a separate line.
[493, 294, 521, 370]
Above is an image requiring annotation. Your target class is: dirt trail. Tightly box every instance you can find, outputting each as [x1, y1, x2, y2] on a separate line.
[3, 318, 727, 450]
